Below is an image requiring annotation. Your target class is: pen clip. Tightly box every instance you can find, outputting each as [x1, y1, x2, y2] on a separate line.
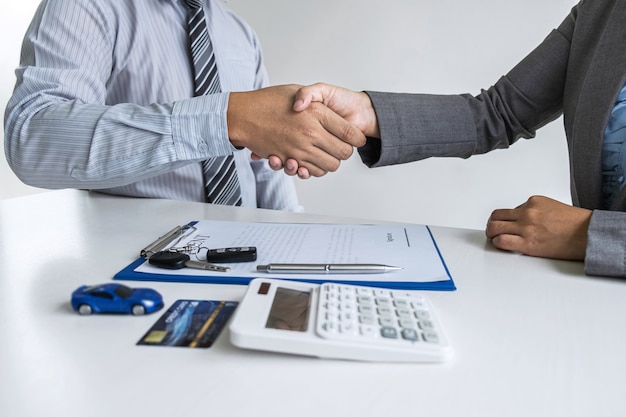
[140, 224, 197, 258]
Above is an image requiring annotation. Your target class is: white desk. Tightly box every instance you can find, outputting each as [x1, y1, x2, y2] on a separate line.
[1, 190, 625, 416]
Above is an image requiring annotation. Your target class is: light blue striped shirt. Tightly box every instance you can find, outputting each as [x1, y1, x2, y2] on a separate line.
[4, 0, 301, 211]
[602, 83, 626, 209]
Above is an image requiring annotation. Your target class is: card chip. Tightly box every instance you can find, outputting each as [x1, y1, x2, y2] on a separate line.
[143, 330, 168, 344]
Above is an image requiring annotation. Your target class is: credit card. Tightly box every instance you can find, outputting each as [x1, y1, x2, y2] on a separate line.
[137, 299, 238, 348]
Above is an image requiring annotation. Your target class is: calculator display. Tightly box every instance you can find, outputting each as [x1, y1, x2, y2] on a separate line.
[265, 287, 311, 332]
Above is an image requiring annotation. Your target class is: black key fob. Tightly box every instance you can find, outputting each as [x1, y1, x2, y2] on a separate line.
[149, 251, 190, 269]
[206, 246, 257, 263]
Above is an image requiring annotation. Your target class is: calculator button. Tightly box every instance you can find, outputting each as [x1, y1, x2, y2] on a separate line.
[339, 322, 357, 335]
[360, 325, 377, 337]
[415, 310, 431, 320]
[399, 318, 415, 329]
[396, 308, 412, 319]
[401, 328, 419, 341]
[322, 321, 338, 333]
[380, 327, 398, 339]
[376, 297, 392, 307]
[418, 319, 435, 330]
[359, 314, 376, 325]
[358, 305, 374, 314]
[323, 301, 338, 311]
[374, 289, 391, 298]
[340, 302, 355, 312]
[340, 312, 355, 322]
[357, 287, 374, 296]
[393, 299, 410, 308]
[339, 293, 355, 303]
[379, 317, 395, 327]
[423, 331, 440, 343]
[357, 295, 374, 304]
[377, 306, 393, 317]
[393, 291, 411, 299]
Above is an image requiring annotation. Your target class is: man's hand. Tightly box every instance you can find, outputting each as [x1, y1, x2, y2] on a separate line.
[256, 83, 380, 179]
[293, 83, 380, 138]
[228, 84, 366, 177]
[485, 195, 592, 261]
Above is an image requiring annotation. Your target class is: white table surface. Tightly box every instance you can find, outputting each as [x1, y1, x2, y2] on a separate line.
[1, 190, 625, 417]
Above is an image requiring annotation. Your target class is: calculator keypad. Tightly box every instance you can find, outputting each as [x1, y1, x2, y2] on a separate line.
[316, 284, 443, 345]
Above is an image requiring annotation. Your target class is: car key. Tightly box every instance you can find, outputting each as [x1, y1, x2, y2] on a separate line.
[149, 251, 230, 272]
[206, 246, 257, 263]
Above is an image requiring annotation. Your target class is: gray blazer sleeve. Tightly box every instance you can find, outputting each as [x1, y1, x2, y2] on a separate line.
[357, 0, 626, 278]
[358, 25, 570, 168]
[586, 211, 626, 277]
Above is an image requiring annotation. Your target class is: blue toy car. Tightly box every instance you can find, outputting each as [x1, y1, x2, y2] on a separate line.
[71, 283, 164, 315]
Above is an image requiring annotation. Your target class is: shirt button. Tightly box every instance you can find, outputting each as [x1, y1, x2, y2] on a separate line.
[198, 142, 208, 153]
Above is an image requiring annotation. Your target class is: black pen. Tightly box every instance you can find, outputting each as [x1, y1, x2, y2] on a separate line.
[256, 263, 402, 274]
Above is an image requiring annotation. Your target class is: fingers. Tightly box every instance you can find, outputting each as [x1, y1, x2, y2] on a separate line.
[293, 83, 334, 112]
[281, 103, 361, 177]
[490, 233, 526, 253]
[294, 84, 379, 137]
[268, 155, 284, 170]
[259, 155, 312, 179]
[487, 208, 518, 222]
[284, 159, 298, 176]
[485, 207, 528, 254]
[488, 219, 538, 257]
[485, 220, 523, 240]
[297, 167, 311, 179]
[485, 208, 519, 238]
[229, 86, 361, 178]
[315, 103, 366, 148]
[267, 148, 337, 177]
[258, 136, 345, 178]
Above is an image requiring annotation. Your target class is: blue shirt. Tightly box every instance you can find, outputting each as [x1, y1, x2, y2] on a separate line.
[4, 0, 301, 211]
[602, 83, 626, 209]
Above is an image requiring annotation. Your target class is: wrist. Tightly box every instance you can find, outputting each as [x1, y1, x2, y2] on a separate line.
[360, 92, 380, 138]
[226, 92, 249, 148]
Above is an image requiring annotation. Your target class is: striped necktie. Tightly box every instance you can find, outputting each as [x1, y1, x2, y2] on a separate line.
[185, 0, 242, 206]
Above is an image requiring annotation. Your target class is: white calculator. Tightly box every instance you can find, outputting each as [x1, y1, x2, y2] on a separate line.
[229, 278, 453, 362]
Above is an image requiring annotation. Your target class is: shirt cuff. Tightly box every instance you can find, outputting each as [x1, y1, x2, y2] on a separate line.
[170, 93, 234, 160]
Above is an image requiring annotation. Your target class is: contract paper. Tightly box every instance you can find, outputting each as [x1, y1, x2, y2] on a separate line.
[119, 220, 455, 290]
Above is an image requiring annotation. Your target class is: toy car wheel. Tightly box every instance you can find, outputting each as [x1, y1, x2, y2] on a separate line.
[131, 305, 146, 315]
[78, 304, 93, 315]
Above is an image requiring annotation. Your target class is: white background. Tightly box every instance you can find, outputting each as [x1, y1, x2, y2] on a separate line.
[1, 0, 575, 229]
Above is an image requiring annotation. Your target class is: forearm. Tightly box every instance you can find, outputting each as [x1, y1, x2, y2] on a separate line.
[3, 0, 232, 190]
[359, 92, 477, 167]
[360, 13, 573, 168]
[4, 94, 233, 190]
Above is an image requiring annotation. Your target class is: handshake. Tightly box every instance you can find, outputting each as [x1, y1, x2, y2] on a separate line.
[227, 83, 380, 179]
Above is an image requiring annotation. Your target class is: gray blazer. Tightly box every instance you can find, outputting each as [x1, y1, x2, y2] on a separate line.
[359, 0, 626, 277]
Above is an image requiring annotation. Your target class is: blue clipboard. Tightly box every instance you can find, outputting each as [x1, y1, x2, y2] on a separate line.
[113, 221, 456, 291]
